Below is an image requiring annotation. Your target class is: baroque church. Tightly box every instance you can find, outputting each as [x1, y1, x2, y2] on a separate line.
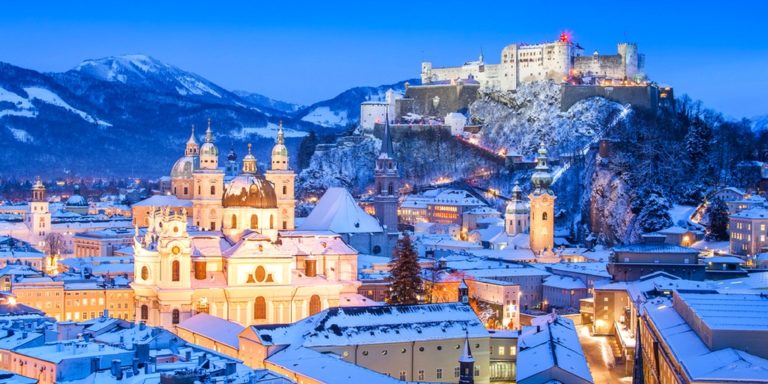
[132, 121, 360, 329]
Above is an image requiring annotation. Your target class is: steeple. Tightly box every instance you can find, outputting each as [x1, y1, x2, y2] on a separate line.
[277, 120, 285, 145]
[380, 111, 395, 159]
[32, 176, 46, 202]
[185, 124, 199, 157]
[205, 118, 213, 143]
[459, 332, 475, 384]
[531, 142, 553, 195]
[270, 121, 289, 171]
[242, 144, 257, 174]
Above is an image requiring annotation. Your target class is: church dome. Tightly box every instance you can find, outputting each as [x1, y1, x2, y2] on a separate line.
[272, 143, 288, 157]
[171, 156, 198, 179]
[200, 142, 218, 156]
[66, 194, 88, 207]
[223, 174, 277, 208]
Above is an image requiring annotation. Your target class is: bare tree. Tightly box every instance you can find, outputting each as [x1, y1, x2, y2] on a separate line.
[44, 232, 65, 256]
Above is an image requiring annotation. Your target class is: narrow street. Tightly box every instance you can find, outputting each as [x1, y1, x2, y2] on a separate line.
[576, 325, 632, 384]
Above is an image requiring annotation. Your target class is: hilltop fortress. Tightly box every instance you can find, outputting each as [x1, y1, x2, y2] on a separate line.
[421, 33, 645, 91]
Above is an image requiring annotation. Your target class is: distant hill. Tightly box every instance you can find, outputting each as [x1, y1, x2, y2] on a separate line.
[0, 55, 408, 177]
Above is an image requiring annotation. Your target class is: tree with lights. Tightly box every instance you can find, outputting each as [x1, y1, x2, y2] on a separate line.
[388, 234, 423, 305]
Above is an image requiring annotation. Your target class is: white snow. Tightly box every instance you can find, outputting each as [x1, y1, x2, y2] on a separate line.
[176, 75, 221, 98]
[301, 106, 348, 127]
[0, 86, 33, 109]
[6, 127, 33, 143]
[231, 122, 308, 139]
[22, 87, 112, 127]
[299, 187, 383, 234]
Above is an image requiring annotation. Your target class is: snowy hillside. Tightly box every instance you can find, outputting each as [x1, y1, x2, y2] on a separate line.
[295, 79, 416, 129]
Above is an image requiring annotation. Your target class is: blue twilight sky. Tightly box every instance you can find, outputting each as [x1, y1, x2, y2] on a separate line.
[0, 1, 766, 118]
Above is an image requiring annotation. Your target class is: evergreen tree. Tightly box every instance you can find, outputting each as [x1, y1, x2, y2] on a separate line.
[297, 130, 318, 170]
[685, 117, 712, 164]
[636, 191, 673, 233]
[388, 234, 423, 305]
[707, 197, 730, 241]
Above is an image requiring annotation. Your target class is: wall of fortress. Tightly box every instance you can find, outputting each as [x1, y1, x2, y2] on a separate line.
[560, 84, 660, 111]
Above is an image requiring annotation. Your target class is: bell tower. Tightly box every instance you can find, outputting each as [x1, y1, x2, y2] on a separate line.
[529, 143, 555, 255]
[192, 119, 224, 231]
[458, 333, 475, 384]
[265, 122, 296, 230]
[373, 113, 400, 232]
[28, 177, 51, 241]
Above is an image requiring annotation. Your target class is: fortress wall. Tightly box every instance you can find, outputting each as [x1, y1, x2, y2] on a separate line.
[561, 84, 659, 111]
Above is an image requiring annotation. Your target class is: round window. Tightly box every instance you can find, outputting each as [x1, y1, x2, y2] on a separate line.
[173, 226, 179, 233]
[141, 266, 149, 280]
[437, 346, 442, 351]
[400, 348, 407, 354]
[171, 246, 180, 255]
[362, 351, 368, 356]
[381, 350, 387, 356]
[255, 266, 266, 283]
[418, 347, 424, 352]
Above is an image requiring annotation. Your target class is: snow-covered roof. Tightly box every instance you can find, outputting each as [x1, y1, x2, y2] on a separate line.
[731, 207, 768, 220]
[543, 275, 587, 290]
[299, 188, 383, 233]
[132, 195, 192, 208]
[644, 297, 768, 382]
[516, 316, 592, 383]
[266, 346, 405, 384]
[703, 256, 743, 264]
[612, 243, 699, 254]
[176, 313, 244, 348]
[547, 262, 611, 278]
[251, 303, 486, 348]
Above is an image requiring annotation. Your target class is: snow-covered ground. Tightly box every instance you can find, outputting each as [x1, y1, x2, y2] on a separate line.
[230, 122, 308, 139]
[0, 85, 111, 127]
[301, 106, 349, 127]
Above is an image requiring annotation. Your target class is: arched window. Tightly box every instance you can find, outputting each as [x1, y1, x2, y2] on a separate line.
[309, 295, 322, 316]
[210, 185, 215, 195]
[269, 215, 274, 229]
[198, 185, 201, 195]
[172, 260, 180, 282]
[183, 186, 188, 195]
[254, 297, 266, 320]
[141, 266, 149, 281]
[542, 212, 548, 221]
[173, 187, 177, 195]
[172, 309, 180, 324]
[250, 214, 258, 229]
[282, 185, 287, 195]
[388, 183, 393, 195]
[231, 214, 237, 229]
[140, 305, 148, 320]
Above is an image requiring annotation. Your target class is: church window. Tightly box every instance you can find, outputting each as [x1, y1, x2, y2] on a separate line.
[254, 297, 266, 320]
[140, 305, 148, 320]
[173, 187, 177, 195]
[172, 260, 180, 282]
[309, 295, 321, 315]
[282, 185, 287, 195]
[250, 214, 258, 229]
[282, 221, 287, 230]
[231, 214, 237, 229]
[141, 266, 149, 281]
[255, 266, 266, 283]
[210, 185, 215, 195]
[172, 309, 180, 324]
[269, 215, 274, 229]
[542, 212, 548, 221]
[388, 183, 393, 195]
[183, 187, 188, 195]
[198, 186, 201, 195]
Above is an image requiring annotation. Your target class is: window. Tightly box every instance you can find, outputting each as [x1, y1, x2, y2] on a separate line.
[183, 187, 188, 195]
[282, 185, 287, 195]
[255, 266, 266, 282]
[231, 214, 237, 229]
[474, 367, 480, 376]
[254, 297, 266, 320]
[309, 295, 321, 315]
[388, 183, 393, 195]
[172, 260, 180, 282]
[210, 185, 215, 195]
[542, 212, 548, 220]
[141, 266, 149, 281]
[269, 215, 274, 229]
[418, 370, 424, 380]
[498, 346, 505, 355]
[436, 369, 442, 379]
[172, 309, 180, 324]
[399, 371, 406, 380]
[455, 367, 460, 377]
[140, 305, 148, 320]
[250, 214, 258, 229]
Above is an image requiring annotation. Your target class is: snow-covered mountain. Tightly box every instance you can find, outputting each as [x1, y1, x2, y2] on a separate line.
[752, 114, 768, 132]
[296, 79, 416, 129]
[0, 56, 402, 177]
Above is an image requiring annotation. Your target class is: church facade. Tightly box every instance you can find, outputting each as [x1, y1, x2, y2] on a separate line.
[133, 121, 359, 328]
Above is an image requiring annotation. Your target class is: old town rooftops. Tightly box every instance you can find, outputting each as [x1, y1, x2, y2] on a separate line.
[250, 303, 486, 348]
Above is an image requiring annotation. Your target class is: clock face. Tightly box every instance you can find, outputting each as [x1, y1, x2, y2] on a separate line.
[171, 245, 181, 255]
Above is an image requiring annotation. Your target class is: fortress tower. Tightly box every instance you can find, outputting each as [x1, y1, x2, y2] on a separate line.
[529, 143, 555, 255]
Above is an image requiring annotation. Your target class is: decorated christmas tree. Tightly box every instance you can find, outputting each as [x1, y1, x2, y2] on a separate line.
[388, 234, 424, 305]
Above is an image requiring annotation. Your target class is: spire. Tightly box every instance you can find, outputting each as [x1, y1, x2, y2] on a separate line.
[381, 111, 395, 158]
[187, 124, 198, 145]
[277, 120, 285, 145]
[242, 143, 257, 174]
[531, 142, 553, 194]
[511, 181, 522, 201]
[205, 118, 213, 143]
[479, 47, 484, 63]
[460, 332, 474, 363]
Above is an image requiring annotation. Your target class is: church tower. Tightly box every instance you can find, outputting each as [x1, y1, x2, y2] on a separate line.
[192, 119, 224, 230]
[529, 143, 555, 254]
[505, 182, 529, 236]
[185, 125, 199, 157]
[459, 333, 475, 384]
[171, 125, 199, 199]
[373, 114, 399, 232]
[28, 176, 51, 241]
[265, 122, 296, 230]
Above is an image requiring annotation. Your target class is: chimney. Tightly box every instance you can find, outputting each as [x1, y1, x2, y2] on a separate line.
[225, 361, 236, 375]
[110, 359, 122, 379]
[198, 353, 207, 366]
